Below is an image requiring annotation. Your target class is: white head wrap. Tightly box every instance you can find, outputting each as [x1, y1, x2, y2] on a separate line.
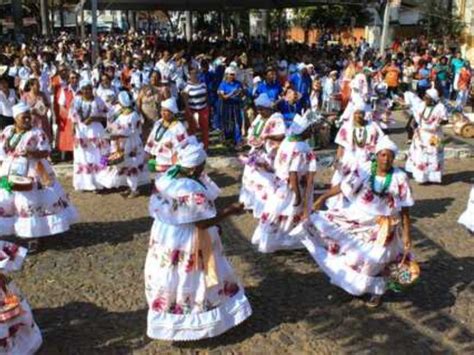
[178, 142, 207, 168]
[288, 113, 311, 135]
[225, 66, 236, 75]
[254, 93, 273, 109]
[329, 70, 338, 76]
[375, 135, 399, 155]
[297, 63, 306, 71]
[118, 91, 132, 107]
[79, 79, 92, 90]
[426, 88, 439, 102]
[253, 76, 262, 85]
[278, 60, 288, 69]
[12, 101, 30, 118]
[161, 97, 178, 114]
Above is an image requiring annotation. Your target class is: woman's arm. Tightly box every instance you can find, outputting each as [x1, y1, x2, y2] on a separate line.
[313, 184, 342, 211]
[290, 171, 302, 207]
[195, 202, 244, 229]
[303, 172, 315, 218]
[401, 206, 412, 255]
[26, 150, 49, 159]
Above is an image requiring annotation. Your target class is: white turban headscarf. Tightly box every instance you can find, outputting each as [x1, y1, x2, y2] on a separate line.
[161, 97, 179, 114]
[12, 101, 30, 118]
[375, 135, 399, 155]
[178, 142, 207, 168]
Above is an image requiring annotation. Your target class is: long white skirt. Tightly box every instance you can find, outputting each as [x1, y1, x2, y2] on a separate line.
[144, 219, 252, 341]
[73, 134, 108, 191]
[239, 163, 275, 219]
[406, 129, 444, 184]
[458, 187, 474, 232]
[294, 208, 404, 296]
[252, 178, 308, 253]
[0, 181, 78, 238]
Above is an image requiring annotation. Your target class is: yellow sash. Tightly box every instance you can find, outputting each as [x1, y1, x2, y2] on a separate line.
[193, 227, 219, 288]
[375, 215, 400, 246]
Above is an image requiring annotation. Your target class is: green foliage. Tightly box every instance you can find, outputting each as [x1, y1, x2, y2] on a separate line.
[291, 5, 372, 30]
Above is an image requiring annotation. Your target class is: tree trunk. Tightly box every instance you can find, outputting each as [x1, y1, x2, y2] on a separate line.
[40, 0, 50, 36]
[12, 0, 23, 42]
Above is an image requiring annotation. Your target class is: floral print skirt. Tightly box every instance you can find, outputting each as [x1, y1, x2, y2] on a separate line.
[144, 219, 252, 341]
[294, 208, 405, 296]
[0, 180, 78, 239]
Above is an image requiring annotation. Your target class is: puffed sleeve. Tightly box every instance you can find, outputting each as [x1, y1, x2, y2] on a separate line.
[334, 123, 350, 149]
[396, 171, 415, 208]
[340, 165, 367, 201]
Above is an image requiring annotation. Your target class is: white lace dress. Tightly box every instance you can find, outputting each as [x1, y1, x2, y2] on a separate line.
[145, 173, 252, 340]
[0, 126, 78, 238]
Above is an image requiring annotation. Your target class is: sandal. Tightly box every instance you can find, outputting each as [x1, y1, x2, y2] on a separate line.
[27, 239, 39, 254]
[128, 191, 140, 199]
[366, 295, 382, 308]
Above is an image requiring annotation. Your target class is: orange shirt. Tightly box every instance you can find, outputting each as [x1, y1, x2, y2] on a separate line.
[384, 66, 400, 88]
[458, 68, 471, 91]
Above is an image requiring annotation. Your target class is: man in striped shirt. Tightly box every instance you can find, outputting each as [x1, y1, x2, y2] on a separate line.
[182, 66, 210, 149]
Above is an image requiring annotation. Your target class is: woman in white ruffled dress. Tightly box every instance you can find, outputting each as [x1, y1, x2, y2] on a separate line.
[144, 142, 252, 341]
[70, 79, 109, 191]
[327, 107, 385, 209]
[295, 136, 414, 307]
[240, 94, 286, 218]
[252, 113, 317, 253]
[405, 88, 448, 184]
[0, 241, 42, 354]
[458, 186, 474, 233]
[145, 98, 192, 216]
[97, 91, 149, 197]
[0, 102, 78, 245]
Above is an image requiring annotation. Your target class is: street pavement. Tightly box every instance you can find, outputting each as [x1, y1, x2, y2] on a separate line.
[10, 154, 472, 354]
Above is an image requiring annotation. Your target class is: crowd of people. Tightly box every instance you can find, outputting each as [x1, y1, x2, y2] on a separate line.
[0, 30, 473, 351]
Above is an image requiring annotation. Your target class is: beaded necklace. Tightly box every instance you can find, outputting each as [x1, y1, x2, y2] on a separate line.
[252, 119, 265, 138]
[78, 99, 93, 122]
[369, 160, 393, 196]
[154, 120, 175, 142]
[352, 126, 367, 148]
[421, 105, 435, 122]
[5, 130, 26, 153]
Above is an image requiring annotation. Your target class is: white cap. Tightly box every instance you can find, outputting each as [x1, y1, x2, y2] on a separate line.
[118, 91, 132, 107]
[329, 70, 338, 76]
[161, 97, 178, 114]
[426, 88, 439, 102]
[12, 101, 30, 118]
[254, 93, 273, 109]
[375, 135, 399, 155]
[288, 113, 310, 135]
[178, 142, 207, 168]
[225, 66, 237, 75]
[79, 79, 92, 90]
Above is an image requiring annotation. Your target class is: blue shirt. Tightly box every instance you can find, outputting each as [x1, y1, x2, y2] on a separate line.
[218, 80, 243, 104]
[451, 58, 465, 75]
[418, 68, 431, 88]
[278, 100, 303, 127]
[290, 73, 312, 98]
[254, 80, 283, 101]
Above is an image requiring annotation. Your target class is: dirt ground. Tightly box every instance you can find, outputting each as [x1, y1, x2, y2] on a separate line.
[6, 155, 472, 354]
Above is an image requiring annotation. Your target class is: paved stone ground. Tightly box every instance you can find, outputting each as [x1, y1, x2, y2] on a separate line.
[7, 154, 472, 354]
